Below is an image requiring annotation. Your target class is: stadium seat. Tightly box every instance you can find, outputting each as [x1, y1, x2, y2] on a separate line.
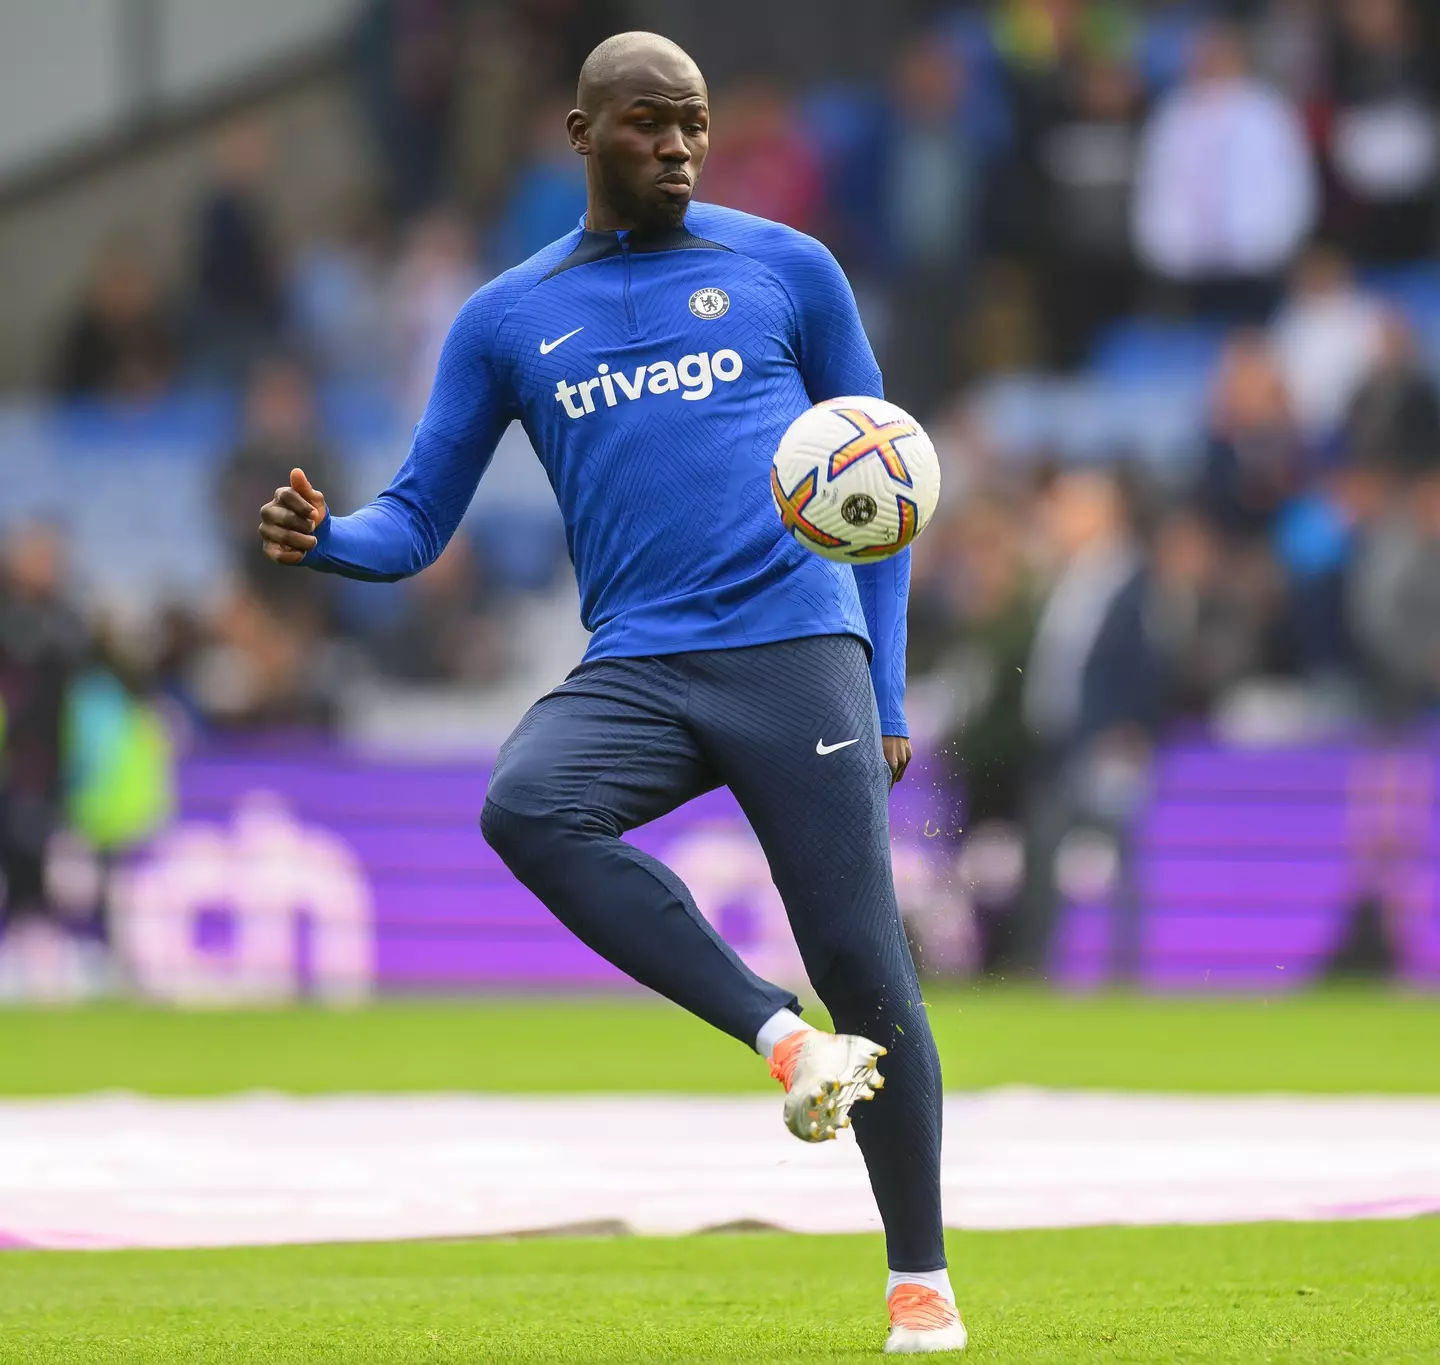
[1088, 319, 1229, 385]
[1361, 264, 1440, 368]
[974, 374, 1207, 464]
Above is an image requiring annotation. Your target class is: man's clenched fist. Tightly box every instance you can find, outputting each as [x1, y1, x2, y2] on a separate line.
[259, 468, 328, 565]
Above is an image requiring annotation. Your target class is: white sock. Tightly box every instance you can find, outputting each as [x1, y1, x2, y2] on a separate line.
[887, 1267, 956, 1307]
[755, 1008, 812, 1059]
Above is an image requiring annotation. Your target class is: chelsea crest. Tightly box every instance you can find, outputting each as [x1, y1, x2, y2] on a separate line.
[689, 287, 729, 319]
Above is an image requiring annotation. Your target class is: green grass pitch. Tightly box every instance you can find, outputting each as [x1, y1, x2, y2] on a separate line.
[1, 986, 1437, 1095]
[4, 1224, 1437, 1363]
[3, 989, 1437, 1360]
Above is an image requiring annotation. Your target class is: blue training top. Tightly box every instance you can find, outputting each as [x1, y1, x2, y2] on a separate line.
[303, 203, 911, 734]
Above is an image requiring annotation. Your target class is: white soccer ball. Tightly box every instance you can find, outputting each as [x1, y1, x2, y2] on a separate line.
[770, 396, 940, 563]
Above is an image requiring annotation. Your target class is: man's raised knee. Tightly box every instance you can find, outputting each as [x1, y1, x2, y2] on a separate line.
[480, 791, 595, 866]
[479, 796, 518, 858]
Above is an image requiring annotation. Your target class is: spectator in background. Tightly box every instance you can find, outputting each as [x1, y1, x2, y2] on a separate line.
[185, 589, 342, 732]
[917, 493, 1039, 971]
[1151, 503, 1275, 718]
[1018, 467, 1163, 977]
[990, 0, 1092, 76]
[52, 242, 176, 402]
[387, 208, 483, 420]
[60, 621, 176, 935]
[1034, 50, 1146, 368]
[990, 0, 1119, 260]
[354, 0, 460, 215]
[876, 39, 979, 417]
[1255, 0, 1329, 103]
[1270, 243, 1388, 442]
[491, 101, 587, 270]
[1133, 21, 1317, 321]
[1344, 315, 1440, 477]
[289, 203, 392, 386]
[990, 0, 1133, 117]
[1023, 468, 1161, 765]
[189, 120, 284, 382]
[1275, 458, 1386, 679]
[367, 536, 508, 684]
[915, 493, 1038, 826]
[1350, 466, 1440, 719]
[1197, 332, 1306, 544]
[216, 358, 341, 615]
[699, 81, 823, 235]
[0, 526, 90, 927]
[1322, 0, 1439, 265]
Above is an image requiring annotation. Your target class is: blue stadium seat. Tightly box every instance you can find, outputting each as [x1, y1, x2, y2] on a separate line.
[45, 388, 238, 454]
[1362, 264, 1440, 370]
[320, 381, 403, 447]
[975, 374, 1207, 464]
[1089, 320, 1228, 386]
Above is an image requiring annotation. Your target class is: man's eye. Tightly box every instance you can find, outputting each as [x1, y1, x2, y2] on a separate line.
[684, 124, 705, 135]
[635, 120, 657, 131]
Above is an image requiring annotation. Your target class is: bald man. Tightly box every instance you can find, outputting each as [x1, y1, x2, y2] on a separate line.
[259, 32, 961, 1352]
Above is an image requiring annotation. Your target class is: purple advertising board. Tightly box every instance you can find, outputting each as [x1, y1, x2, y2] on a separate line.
[111, 740, 1439, 1000]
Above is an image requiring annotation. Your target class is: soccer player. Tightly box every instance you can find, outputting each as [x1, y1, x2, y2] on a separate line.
[258, 32, 962, 1354]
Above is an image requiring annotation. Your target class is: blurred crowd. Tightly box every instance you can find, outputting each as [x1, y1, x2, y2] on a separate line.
[4, 0, 1440, 975]
[909, 299, 1440, 971]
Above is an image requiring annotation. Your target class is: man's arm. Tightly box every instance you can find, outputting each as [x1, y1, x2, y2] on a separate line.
[783, 232, 913, 773]
[259, 291, 512, 580]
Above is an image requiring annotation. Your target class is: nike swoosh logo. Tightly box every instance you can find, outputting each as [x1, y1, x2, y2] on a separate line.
[815, 738, 861, 756]
[539, 327, 584, 354]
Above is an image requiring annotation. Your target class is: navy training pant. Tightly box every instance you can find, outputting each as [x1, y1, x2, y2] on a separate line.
[481, 633, 945, 1271]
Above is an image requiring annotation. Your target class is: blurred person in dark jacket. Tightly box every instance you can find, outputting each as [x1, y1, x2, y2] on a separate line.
[914, 493, 1040, 971]
[1034, 51, 1145, 369]
[1348, 467, 1440, 720]
[1151, 502, 1277, 718]
[0, 526, 90, 926]
[1197, 332, 1308, 544]
[217, 358, 341, 616]
[52, 242, 176, 402]
[1321, 0, 1440, 264]
[189, 119, 284, 380]
[1016, 467, 1164, 978]
[1024, 468, 1162, 767]
[918, 494, 1040, 831]
[1273, 455, 1390, 682]
[1343, 315, 1440, 478]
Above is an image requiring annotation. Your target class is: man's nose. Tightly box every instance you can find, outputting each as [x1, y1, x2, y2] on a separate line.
[656, 126, 690, 161]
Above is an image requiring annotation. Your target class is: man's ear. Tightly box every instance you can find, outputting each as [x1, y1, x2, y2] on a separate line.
[566, 109, 591, 156]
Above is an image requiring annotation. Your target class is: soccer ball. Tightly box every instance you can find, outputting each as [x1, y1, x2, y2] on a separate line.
[770, 396, 940, 563]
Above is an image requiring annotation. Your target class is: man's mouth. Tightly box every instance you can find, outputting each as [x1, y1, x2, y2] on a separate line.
[656, 173, 692, 195]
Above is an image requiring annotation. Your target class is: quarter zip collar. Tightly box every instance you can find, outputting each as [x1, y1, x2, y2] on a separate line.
[578, 213, 703, 254]
[543, 212, 732, 280]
